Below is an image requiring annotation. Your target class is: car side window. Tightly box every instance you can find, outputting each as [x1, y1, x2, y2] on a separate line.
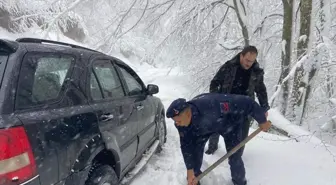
[91, 60, 124, 99]
[16, 54, 73, 109]
[116, 64, 144, 96]
[90, 73, 103, 100]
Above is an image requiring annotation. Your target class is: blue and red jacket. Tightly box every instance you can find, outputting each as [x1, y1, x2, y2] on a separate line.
[174, 93, 267, 175]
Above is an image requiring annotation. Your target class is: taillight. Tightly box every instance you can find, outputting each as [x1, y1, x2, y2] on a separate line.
[0, 126, 36, 184]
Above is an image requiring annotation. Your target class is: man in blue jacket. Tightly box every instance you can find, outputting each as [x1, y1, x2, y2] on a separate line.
[166, 93, 272, 185]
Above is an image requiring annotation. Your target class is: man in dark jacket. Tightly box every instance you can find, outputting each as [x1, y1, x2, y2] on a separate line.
[166, 93, 272, 185]
[206, 46, 270, 154]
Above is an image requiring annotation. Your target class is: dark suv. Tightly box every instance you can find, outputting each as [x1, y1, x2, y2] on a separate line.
[0, 38, 167, 185]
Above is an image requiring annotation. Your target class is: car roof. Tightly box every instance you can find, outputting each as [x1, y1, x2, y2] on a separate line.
[0, 37, 104, 59]
[1, 37, 129, 67]
[17, 37, 100, 51]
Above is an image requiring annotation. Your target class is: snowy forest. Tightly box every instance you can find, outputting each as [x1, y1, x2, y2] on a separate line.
[0, 0, 335, 145]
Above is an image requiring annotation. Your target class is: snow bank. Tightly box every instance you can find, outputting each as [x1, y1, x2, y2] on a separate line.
[268, 108, 324, 144]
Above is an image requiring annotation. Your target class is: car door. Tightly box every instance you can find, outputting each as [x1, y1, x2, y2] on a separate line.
[113, 61, 157, 153]
[87, 58, 138, 171]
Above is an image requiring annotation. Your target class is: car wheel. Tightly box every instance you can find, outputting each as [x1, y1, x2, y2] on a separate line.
[85, 165, 118, 185]
[156, 113, 167, 153]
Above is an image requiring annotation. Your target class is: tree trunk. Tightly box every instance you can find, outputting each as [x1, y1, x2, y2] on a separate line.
[233, 0, 249, 46]
[318, 0, 333, 101]
[289, 0, 313, 124]
[271, 0, 293, 115]
[302, 0, 331, 126]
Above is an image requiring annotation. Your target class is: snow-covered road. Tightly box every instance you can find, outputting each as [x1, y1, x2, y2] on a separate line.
[129, 64, 336, 185]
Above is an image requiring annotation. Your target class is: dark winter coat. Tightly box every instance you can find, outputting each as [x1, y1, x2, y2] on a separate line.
[174, 93, 267, 175]
[209, 53, 270, 112]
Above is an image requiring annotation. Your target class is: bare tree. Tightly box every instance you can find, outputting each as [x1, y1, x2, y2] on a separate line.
[232, 0, 249, 46]
[287, 0, 313, 125]
[271, 0, 294, 115]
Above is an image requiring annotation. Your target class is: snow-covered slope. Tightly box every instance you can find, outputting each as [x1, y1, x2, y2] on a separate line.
[132, 65, 336, 185]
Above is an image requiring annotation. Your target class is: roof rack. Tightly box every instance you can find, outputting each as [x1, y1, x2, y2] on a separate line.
[0, 39, 19, 53]
[16, 38, 101, 54]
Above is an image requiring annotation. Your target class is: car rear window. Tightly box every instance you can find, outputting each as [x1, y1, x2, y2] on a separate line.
[16, 53, 74, 109]
[0, 54, 8, 64]
[0, 54, 9, 88]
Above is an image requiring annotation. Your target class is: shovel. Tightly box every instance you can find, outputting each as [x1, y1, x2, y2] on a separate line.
[194, 127, 263, 182]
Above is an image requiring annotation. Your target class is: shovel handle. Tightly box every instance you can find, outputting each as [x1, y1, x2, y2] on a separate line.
[195, 127, 263, 182]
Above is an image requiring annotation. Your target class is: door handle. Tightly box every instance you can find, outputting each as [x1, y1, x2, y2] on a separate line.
[100, 113, 114, 122]
[136, 105, 144, 111]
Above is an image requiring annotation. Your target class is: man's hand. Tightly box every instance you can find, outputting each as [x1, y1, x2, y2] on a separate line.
[259, 120, 272, 132]
[187, 170, 198, 185]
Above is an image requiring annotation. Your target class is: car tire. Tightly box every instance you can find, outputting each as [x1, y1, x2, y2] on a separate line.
[85, 164, 119, 185]
[156, 113, 167, 153]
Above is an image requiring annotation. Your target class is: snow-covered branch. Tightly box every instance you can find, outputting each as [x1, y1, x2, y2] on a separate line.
[145, 0, 175, 30]
[269, 56, 307, 104]
[253, 13, 283, 34]
[330, 98, 336, 105]
[115, 0, 149, 40]
[218, 42, 242, 50]
[42, 0, 87, 39]
[180, 0, 225, 27]
[232, 0, 249, 45]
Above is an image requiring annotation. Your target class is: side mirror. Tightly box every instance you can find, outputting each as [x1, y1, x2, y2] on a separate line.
[147, 84, 159, 95]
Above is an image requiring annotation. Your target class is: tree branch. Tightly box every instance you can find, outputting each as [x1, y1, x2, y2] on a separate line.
[112, 0, 138, 38]
[181, 0, 225, 27]
[208, 7, 229, 34]
[145, 0, 175, 30]
[94, 0, 138, 50]
[253, 13, 283, 34]
[42, 0, 86, 39]
[146, 0, 174, 10]
[269, 55, 307, 103]
[218, 42, 242, 50]
[116, 0, 149, 39]
[107, 0, 149, 53]
[232, 0, 249, 46]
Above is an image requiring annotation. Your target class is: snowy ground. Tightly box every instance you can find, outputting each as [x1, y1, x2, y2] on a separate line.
[2, 30, 336, 185]
[129, 64, 336, 185]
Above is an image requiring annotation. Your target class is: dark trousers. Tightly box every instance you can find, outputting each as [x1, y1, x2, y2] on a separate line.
[207, 116, 252, 153]
[221, 124, 247, 185]
[208, 118, 252, 185]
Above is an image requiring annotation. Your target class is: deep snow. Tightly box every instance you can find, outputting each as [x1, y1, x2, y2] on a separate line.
[130, 64, 336, 185]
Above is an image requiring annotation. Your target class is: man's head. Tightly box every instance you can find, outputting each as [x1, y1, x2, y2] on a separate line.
[239, 46, 258, 70]
[166, 98, 192, 127]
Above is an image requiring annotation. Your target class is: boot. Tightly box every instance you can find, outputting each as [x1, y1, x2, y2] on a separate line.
[205, 145, 218, 155]
[205, 133, 220, 154]
[232, 177, 247, 185]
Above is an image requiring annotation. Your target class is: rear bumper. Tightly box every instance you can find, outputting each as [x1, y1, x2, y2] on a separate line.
[20, 176, 40, 185]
